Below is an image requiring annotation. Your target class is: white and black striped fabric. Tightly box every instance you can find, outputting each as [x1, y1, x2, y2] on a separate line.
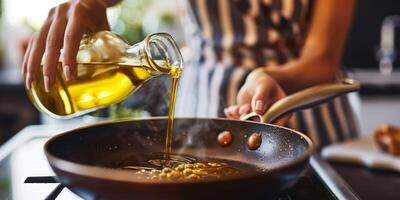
[175, 0, 360, 148]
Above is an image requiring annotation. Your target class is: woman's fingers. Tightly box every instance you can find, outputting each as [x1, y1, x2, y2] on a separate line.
[234, 70, 290, 124]
[62, 3, 87, 80]
[224, 105, 240, 119]
[23, 0, 110, 91]
[43, 3, 69, 92]
[237, 83, 252, 106]
[224, 104, 251, 119]
[238, 104, 251, 116]
[26, 17, 53, 90]
[230, 105, 241, 119]
[225, 104, 252, 120]
[224, 108, 232, 119]
[21, 37, 35, 76]
[251, 83, 274, 115]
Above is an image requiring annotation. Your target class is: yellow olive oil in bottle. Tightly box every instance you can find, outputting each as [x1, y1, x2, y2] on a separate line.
[26, 31, 183, 119]
[27, 32, 243, 176]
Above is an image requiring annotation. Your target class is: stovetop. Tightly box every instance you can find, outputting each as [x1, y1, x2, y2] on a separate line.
[0, 124, 359, 200]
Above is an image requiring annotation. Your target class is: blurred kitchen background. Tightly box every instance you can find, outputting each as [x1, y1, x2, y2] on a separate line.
[0, 0, 399, 144]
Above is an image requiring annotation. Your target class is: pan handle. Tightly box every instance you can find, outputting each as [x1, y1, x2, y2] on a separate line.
[240, 79, 360, 123]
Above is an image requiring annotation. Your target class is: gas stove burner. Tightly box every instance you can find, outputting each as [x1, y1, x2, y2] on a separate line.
[24, 176, 64, 200]
[24, 176, 58, 183]
[22, 173, 331, 200]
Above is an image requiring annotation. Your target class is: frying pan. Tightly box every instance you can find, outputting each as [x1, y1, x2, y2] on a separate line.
[45, 79, 359, 200]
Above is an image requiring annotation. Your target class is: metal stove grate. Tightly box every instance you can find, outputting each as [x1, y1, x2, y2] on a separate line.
[24, 172, 335, 200]
[24, 176, 64, 200]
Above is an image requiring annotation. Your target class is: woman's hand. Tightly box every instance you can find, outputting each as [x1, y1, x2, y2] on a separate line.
[224, 68, 287, 123]
[22, 0, 111, 92]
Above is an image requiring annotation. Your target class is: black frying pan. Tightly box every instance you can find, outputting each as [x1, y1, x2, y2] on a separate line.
[45, 79, 359, 200]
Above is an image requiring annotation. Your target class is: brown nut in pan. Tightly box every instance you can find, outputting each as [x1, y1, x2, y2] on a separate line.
[247, 133, 262, 150]
[218, 131, 233, 146]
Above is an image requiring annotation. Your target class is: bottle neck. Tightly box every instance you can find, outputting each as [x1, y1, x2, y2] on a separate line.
[77, 31, 183, 75]
[142, 32, 183, 74]
[124, 43, 177, 74]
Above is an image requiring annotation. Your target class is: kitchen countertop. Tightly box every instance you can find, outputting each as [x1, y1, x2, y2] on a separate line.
[349, 69, 400, 96]
[330, 161, 400, 200]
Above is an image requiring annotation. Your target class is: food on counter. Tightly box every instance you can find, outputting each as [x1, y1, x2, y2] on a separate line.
[374, 125, 400, 155]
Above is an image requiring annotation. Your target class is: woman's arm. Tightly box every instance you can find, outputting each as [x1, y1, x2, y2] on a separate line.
[224, 0, 356, 120]
[262, 0, 356, 94]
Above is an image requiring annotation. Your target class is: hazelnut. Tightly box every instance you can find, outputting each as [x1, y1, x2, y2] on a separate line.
[218, 131, 233, 146]
[247, 133, 262, 150]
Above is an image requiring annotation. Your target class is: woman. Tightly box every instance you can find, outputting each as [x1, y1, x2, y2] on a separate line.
[22, 0, 359, 148]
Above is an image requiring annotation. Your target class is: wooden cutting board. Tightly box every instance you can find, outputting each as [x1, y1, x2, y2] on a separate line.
[322, 135, 400, 173]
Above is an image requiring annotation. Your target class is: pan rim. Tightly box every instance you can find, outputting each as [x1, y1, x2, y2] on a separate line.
[44, 117, 315, 185]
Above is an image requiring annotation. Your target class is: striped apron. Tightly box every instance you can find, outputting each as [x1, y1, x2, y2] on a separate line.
[174, 0, 360, 148]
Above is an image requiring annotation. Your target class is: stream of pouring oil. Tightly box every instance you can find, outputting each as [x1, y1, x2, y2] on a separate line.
[121, 66, 247, 180]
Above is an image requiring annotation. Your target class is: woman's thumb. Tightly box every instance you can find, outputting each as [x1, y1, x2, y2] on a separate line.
[251, 84, 272, 115]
